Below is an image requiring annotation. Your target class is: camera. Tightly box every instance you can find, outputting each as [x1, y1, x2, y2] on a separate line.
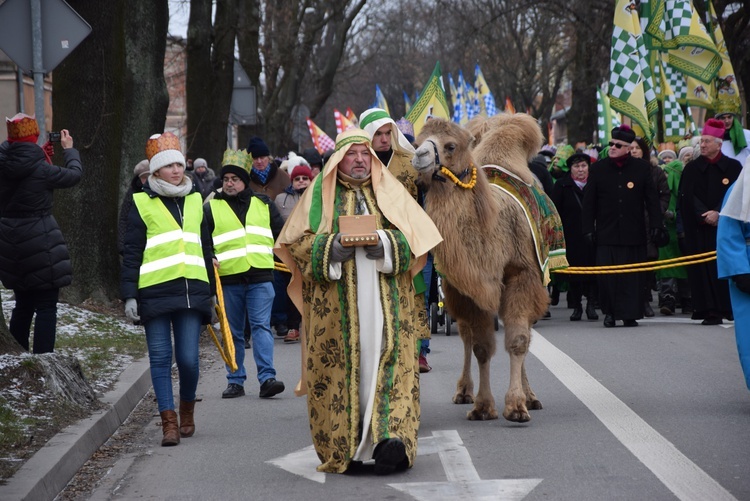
[49, 131, 61, 142]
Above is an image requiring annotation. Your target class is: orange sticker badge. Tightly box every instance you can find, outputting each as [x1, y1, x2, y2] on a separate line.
[627, 182, 634, 189]
[722, 178, 729, 185]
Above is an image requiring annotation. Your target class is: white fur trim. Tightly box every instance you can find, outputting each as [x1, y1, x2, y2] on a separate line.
[149, 149, 186, 174]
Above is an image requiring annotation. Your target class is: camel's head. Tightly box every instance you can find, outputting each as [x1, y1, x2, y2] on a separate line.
[412, 118, 475, 191]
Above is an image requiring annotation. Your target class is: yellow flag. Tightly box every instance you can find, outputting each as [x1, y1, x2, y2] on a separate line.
[706, 1, 741, 116]
[405, 62, 451, 137]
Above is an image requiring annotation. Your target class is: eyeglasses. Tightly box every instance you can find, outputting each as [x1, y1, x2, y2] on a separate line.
[293, 176, 310, 181]
[608, 142, 628, 149]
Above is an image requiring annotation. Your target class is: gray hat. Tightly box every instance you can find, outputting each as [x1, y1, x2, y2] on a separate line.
[133, 159, 149, 177]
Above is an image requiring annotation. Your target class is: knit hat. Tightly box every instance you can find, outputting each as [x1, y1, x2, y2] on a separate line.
[301, 147, 323, 168]
[133, 159, 150, 177]
[701, 118, 725, 139]
[290, 163, 312, 180]
[611, 124, 636, 143]
[220, 148, 251, 184]
[678, 146, 693, 163]
[247, 136, 270, 158]
[193, 158, 207, 169]
[6, 113, 39, 143]
[145, 132, 186, 174]
[395, 117, 415, 144]
[286, 151, 310, 174]
[657, 149, 676, 162]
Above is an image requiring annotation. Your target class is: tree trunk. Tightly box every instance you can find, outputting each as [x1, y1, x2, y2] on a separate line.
[0, 294, 23, 355]
[52, 1, 170, 304]
[185, 0, 236, 170]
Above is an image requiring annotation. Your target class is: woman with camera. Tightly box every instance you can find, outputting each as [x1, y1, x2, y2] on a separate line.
[0, 114, 82, 353]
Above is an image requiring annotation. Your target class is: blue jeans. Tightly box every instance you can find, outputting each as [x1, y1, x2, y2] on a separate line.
[143, 309, 202, 412]
[223, 281, 276, 386]
[271, 270, 289, 327]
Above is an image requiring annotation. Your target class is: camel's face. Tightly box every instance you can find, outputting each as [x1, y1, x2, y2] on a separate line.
[412, 119, 469, 191]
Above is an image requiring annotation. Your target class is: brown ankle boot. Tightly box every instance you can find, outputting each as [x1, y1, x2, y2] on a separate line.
[160, 410, 180, 446]
[179, 400, 195, 438]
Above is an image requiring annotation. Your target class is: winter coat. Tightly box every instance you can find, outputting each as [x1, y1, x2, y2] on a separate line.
[203, 186, 285, 285]
[120, 183, 214, 325]
[582, 155, 662, 247]
[550, 174, 594, 271]
[645, 163, 671, 259]
[0, 141, 82, 291]
[274, 186, 302, 221]
[248, 162, 290, 200]
[117, 174, 145, 255]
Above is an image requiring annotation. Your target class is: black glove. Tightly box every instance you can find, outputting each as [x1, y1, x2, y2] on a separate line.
[364, 239, 385, 260]
[734, 274, 750, 294]
[330, 233, 355, 263]
[584, 233, 596, 247]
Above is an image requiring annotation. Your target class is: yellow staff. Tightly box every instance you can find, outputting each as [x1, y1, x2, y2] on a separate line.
[206, 266, 237, 372]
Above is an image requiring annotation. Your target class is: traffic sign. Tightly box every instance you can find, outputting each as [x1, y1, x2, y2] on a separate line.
[0, 0, 91, 73]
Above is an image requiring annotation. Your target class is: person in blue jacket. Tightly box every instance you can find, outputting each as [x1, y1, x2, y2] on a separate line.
[716, 157, 750, 391]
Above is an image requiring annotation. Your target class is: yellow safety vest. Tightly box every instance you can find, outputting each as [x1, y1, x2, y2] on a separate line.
[209, 197, 274, 276]
[132, 192, 209, 289]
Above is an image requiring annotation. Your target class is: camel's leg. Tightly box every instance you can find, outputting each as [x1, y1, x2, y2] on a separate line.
[462, 313, 498, 421]
[500, 272, 548, 423]
[522, 362, 542, 410]
[453, 323, 475, 404]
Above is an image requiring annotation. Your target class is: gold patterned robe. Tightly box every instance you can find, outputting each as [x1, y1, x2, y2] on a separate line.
[287, 181, 421, 473]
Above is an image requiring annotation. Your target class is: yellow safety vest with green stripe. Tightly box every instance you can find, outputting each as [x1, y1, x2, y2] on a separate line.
[132, 192, 209, 289]
[209, 197, 274, 276]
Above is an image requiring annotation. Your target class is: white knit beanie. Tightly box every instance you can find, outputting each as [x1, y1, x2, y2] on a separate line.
[145, 132, 186, 174]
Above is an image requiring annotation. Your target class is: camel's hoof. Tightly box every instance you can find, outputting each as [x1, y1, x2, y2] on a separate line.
[503, 409, 531, 423]
[467, 408, 499, 421]
[453, 394, 474, 405]
[528, 399, 543, 410]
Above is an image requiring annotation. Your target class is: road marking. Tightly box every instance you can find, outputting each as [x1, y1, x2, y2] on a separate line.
[635, 316, 735, 328]
[530, 331, 738, 501]
[269, 431, 543, 500]
[390, 430, 542, 500]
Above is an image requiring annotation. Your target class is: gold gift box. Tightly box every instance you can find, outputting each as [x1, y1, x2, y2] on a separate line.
[338, 215, 379, 247]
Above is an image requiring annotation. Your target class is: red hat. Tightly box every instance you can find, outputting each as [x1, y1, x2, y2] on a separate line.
[290, 163, 312, 180]
[702, 118, 725, 139]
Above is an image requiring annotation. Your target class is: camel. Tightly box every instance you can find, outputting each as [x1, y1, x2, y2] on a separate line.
[412, 115, 550, 423]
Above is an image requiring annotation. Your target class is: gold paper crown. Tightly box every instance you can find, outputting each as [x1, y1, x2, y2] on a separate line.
[6, 113, 39, 140]
[221, 148, 251, 171]
[145, 132, 181, 160]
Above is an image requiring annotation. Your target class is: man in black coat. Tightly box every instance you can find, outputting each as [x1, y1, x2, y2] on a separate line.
[0, 115, 83, 352]
[582, 125, 662, 328]
[678, 118, 743, 325]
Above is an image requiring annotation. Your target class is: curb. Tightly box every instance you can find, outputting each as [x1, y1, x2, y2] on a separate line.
[0, 359, 152, 501]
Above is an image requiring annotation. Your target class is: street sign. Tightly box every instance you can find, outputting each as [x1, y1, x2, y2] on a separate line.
[230, 60, 257, 125]
[0, 0, 91, 73]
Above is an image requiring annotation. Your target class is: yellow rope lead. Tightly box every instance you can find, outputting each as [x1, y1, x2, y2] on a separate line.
[554, 251, 717, 275]
[274, 262, 291, 273]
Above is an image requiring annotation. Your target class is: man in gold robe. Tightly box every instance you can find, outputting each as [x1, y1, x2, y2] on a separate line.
[275, 129, 442, 474]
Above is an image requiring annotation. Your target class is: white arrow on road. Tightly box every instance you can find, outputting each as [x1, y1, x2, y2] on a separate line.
[389, 430, 542, 501]
[268, 430, 542, 500]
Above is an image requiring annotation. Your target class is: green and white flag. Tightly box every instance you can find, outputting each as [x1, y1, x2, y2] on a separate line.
[609, 0, 658, 141]
[705, 1, 741, 116]
[597, 87, 620, 144]
[657, 58, 688, 142]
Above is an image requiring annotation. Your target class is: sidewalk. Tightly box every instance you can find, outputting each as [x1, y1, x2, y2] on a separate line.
[0, 358, 152, 501]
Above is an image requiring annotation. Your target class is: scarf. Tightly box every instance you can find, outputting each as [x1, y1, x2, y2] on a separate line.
[148, 174, 193, 198]
[252, 166, 271, 185]
[574, 179, 587, 190]
[727, 118, 748, 155]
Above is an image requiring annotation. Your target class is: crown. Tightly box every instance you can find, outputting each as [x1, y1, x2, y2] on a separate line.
[145, 132, 181, 160]
[6, 113, 39, 140]
[222, 148, 250, 171]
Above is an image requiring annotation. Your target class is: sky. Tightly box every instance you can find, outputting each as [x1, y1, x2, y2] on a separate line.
[168, 0, 190, 38]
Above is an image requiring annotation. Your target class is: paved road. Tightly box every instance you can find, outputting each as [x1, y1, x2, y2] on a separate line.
[86, 304, 750, 500]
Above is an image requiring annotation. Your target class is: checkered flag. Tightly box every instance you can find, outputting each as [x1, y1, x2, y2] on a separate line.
[658, 59, 687, 142]
[609, 0, 657, 141]
[306, 118, 335, 155]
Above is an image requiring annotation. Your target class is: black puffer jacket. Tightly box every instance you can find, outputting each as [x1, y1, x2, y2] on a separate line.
[0, 141, 83, 290]
[120, 183, 214, 325]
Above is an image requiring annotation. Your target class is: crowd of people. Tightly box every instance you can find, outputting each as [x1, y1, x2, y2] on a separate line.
[547, 112, 749, 331]
[2, 105, 749, 472]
